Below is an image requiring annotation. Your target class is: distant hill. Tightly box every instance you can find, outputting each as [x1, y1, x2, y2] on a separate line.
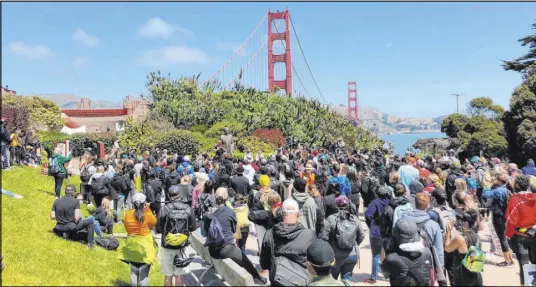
[35, 94, 120, 109]
[330, 104, 445, 135]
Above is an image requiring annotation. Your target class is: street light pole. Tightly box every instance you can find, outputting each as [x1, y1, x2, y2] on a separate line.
[452, 93, 460, 114]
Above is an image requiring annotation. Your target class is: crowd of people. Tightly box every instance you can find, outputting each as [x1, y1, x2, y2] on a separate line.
[16, 125, 536, 286]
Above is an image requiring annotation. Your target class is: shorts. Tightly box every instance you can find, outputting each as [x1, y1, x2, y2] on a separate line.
[160, 247, 190, 277]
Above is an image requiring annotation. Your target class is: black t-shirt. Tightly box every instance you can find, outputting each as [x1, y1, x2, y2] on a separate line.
[51, 197, 80, 225]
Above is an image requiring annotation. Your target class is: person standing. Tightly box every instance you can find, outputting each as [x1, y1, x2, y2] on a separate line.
[50, 147, 73, 199]
[0, 118, 11, 170]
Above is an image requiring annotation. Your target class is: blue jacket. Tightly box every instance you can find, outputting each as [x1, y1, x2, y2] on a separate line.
[483, 185, 509, 217]
[177, 162, 194, 176]
[328, 175, 351, 197]
[522, 162, 536, 177]
[364, 198, 390, 239]
[401, 210, 444, 265]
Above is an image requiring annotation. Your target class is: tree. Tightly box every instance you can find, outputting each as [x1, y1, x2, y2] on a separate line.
[1, 94, 64, 130]
[441, 98, 507, 160]
[502, 74, 536, 165]
[503, 20, 536, 77]
[466, 97, 504, 119]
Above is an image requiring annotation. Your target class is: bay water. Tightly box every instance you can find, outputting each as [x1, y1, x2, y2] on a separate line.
[381, 132, 446, 156]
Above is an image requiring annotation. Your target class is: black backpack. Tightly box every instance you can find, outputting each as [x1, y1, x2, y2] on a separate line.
[143, 183, 156, 203]
[374, 204, 395, 238]
[91, 176, 109, 195]
[112, 174, 129, 192]
[267, 229, 312, 286]
[399, 249, 433, 286]
[95, 236, 119, 251]
[80, 165, 92, 182]
[163, 202, 190, 249]
[334, 215, 359, 250]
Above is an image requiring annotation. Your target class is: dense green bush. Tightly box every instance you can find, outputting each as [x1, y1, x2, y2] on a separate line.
[145, 72, 382, 151]
[203, 120, 246, 139]
[191, 132, 218, 153]
[156, 130, 200, 156]
[237, 136, 275, 154]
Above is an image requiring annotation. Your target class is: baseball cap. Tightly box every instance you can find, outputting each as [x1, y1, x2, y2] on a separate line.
[132, 192, 146, 204]
[393, 217, 420, 245]
[281, 198, 299, 214]
[307, 239, 335, 268]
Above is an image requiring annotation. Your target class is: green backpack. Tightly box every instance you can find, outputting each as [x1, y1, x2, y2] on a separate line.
[462, 237, 485, 273]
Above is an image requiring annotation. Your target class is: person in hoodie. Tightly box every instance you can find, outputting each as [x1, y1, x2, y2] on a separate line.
[400, 192, 445, 285]
[89, 165, 114, 207]
[164, 163, 181, 202]
[51, 147, 73, 199]
[328, 163, 351, 197]
[322, 196, 365, 281]
[260, 198, 316, 286]
[380, 217, 433, 286]
[522, 159, 536, 177]
[230, 165, 252, 197]
[408, 180, 424, 205]
[364, 186, 391, 285]
[279, 165, 294, 200]
[147, 171, 164, 216]
[309, 184, 326, 237]
[177, 155, 194, 177]
[291, 178, 318, 231]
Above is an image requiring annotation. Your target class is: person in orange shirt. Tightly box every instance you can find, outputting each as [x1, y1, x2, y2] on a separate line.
[301, 163, 316, 187]
[121, 193, 158, 287]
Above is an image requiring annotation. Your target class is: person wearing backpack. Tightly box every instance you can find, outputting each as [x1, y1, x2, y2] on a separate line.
[482, 173, 515, 267]
[156, 185, 197, 287]
[121, 192, 158, 287]
[89, 166, 113, 207]
[327, 163, 351, 197]
[164, 163, 181, 202]
[505, 175, 533, 285]
[364, 186, 391, 284]
[401, 192, 446, 286]
[50, 147, 73, 199]
[232, 193, 250, 252]
[203, 187, 267, 285]
[260, 198, 316, 287]
[380, 217, 433, 286]
[306, 239, 350, 286]
[322, 196, 365, 281]
[80, 156, 96, 204]
[444, 208, 483, 286]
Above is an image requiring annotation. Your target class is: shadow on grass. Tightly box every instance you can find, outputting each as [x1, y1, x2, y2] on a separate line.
[112, 279, 130, 286]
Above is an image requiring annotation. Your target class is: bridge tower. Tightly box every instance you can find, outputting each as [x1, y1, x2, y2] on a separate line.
[267, 10, 292, 96]
[348, 81, 359, 126]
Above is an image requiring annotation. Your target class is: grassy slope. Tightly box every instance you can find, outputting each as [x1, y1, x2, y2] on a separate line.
[1, 167, 164, 286]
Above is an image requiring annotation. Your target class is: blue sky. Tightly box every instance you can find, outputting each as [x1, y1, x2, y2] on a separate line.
[2, 2, 535, 117]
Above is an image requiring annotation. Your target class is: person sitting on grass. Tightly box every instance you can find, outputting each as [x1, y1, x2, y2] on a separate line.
[50, 185, 95, 249]
[94, 197, 114, 235]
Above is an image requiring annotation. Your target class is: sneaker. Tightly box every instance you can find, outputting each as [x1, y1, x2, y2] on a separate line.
[363, 278, 377, 284]
[496, 261, 514, 267]
[254, 276, 267, 285]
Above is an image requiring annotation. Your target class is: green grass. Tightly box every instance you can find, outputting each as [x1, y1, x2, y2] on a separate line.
[1, 167, 164, 286]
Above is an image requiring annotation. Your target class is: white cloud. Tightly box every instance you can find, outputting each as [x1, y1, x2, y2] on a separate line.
[137, 45, 209, 68]
[10, 41, 54, 59]
[137, 17, 194, 40]
[73, 29, 99, 47]
[386, 42, 392, 49]
[73, 56, 87, 68]
[216, 42, 242, 53]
